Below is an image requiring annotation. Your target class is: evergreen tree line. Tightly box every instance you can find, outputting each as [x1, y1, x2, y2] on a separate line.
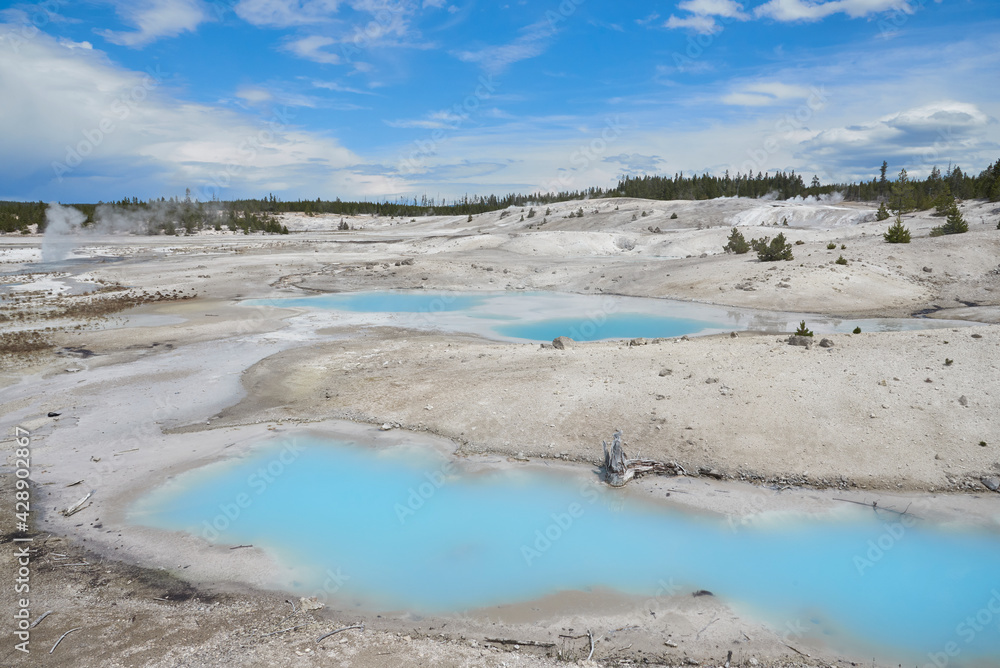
[2, 158, 998, 234]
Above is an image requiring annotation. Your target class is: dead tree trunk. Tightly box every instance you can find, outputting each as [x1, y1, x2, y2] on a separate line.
[602, 430, 685, 487]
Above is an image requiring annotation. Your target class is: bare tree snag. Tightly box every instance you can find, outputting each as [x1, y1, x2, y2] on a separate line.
[602, 431, 686, 487]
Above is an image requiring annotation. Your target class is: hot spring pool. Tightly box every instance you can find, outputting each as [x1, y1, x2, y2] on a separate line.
[243, 291, 979, 342]
[132, 435, 1000, 665]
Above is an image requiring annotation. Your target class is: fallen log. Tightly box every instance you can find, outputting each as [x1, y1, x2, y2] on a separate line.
[602, 431, 685, 487]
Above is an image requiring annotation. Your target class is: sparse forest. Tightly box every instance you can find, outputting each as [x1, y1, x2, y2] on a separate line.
[2, 158, 998, 235]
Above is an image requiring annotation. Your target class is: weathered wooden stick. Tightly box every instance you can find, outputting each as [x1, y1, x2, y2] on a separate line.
[316, 623, 364, 644]
[30, 611, 53, 629]
[62, 491, 93, 517]
[49, 627, 81, 654]
[485, 638, 556, 648]
[587, 629, 595, 661]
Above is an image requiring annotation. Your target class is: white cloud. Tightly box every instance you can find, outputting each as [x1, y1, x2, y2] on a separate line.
[236, 86, 274, 104]
[722, 82, 814, 106]
[453, 21, 555, 73]
[797, 101, 996, 177]
[754, 0, 912, 22]
[99, 0, 209, 47]
[0, 27, 360, 198]
[283, 35, 342, 64]
[664, 0, 748, 34]
[234, 0, 342, 28]
[677, 0, 749, 19]
[59, 38, 94, 50]
[664, 14, 722, 34]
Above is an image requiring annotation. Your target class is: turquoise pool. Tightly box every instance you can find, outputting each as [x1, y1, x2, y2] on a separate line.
[244, 291, 977, 342]
[132, 436, 1000, 666]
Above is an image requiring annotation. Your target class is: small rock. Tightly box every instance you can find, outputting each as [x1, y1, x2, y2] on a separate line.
[787, 335, 812, 348]
[958, 395, 969, 406]
[923, 266, 933, 273]
[692, 589, 714, 597]
[730, 331, 738, 338]
[819, 338, 834, 348]
[870, 413, 877, 419]
[299, 596, 325, 611]
[379, 423, 393, 431]
[971, 333, 982, 339]
[539, 343, 554, 349]
[48, 411, 61, 417]
[705, 377, 719, 384]
[552, 336, 574, 350]
[629, 337, 647, 346]
[748, 659, 759, 667]
[982, 476, 1000, 492]
[658, 368, 673, 377]
[655, 394, 665, 400]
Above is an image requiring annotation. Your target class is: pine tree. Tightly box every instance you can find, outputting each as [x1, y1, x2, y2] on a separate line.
[883, 213, 911, 243]
[892, 168, 915, 213]
[875, 202, 890, 221]
[723, 227, 750, 254]
[751, 233, 794, 261]
[930, 199, 968, 236]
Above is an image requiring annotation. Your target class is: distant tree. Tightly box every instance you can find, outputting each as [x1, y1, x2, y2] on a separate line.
[930, 199, 968, 236]
[875, 202, 891, 221]
[892, 168, 915, 213]
[795, 320, 814, 337]
[751, 233, 794, 261]
[883, 213, 911, 243]
[723, 227, 750, 254]
[811, 175, 820, 189]
[879, 161, 889, 197]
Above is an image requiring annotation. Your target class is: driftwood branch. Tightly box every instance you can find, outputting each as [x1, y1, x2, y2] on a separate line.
[485, 638, 556, 648]
[50, 627, 81, 654]
[62, 491, 93, 517]
[587, 629, 595, 661]
[316, 623, 364, 644]
[30, 611, 53, 629]
[602, 431, 685, 487]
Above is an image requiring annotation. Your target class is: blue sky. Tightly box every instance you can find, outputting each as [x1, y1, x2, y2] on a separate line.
[1, 0, 998, 203]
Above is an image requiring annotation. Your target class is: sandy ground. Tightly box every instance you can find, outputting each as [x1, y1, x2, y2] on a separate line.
[2, 195, 1000, 667]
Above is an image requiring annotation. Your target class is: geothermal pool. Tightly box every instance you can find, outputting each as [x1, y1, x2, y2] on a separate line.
[244, 291, 979, 342]
[132, 435, 1000, 665]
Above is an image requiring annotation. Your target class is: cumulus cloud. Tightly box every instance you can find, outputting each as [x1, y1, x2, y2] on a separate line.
[664, 0, 748, 34]
[0, 28, 361, 199]
[797, 101, 996, 177]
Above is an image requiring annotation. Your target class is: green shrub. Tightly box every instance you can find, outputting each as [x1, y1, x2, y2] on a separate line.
[795, 321, 814, 337]
[836, 255, 848, 265]
[794, 240, 804, 245]
[670, 212, 678, 219]
[852, 326, 862, 334]
[841, 244, 846, 250]
[782, 217, 788, 226]
[827, 242, 837, 250]
[875, 202, 891, 221]
[750, 233, 794, 261]
[883, 214, 911, 243]
[723, 227, 750, 254]
[931, 200, 968, 236]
